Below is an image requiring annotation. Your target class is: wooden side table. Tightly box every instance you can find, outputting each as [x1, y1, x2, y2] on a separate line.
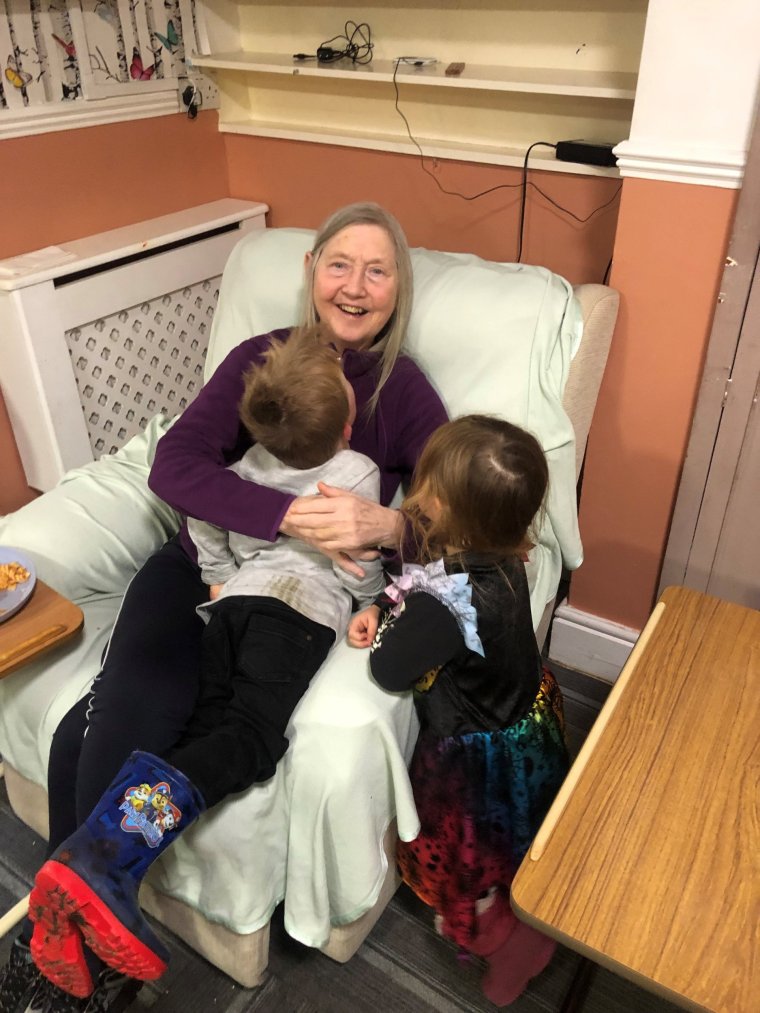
[0, 579, 83, 678]
[512, 586, 759, 1013]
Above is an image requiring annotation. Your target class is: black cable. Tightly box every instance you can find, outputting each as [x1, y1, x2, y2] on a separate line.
[391, 60, 523, 201]
[528, 180, 623, 225]
[318, 21, 374, 64]
[516, 142, 557, 262]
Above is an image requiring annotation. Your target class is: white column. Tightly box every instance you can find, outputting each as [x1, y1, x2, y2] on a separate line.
[614, 0, 760, 187]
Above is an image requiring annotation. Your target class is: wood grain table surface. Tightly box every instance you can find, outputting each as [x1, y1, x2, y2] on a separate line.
[512, 586, 759, 1013]
[0, 579, 83, 678]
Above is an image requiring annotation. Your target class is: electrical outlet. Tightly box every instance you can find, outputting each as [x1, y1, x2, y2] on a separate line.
[180, 68, 220, 111]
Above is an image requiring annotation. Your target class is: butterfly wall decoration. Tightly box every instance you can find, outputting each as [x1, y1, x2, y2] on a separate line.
[0, 1, 202, 110]
[130, 47, 155, 81]
[154, 20, 179, 53]
[5, 55, 32, 89]
[52, 33, 76, 58]
[94, 0, 117, 27]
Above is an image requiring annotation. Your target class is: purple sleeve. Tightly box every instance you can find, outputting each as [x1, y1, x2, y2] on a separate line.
[393, 359, 447, 477]
[148, 331, 293, 541]
[378, 358, 449, 496]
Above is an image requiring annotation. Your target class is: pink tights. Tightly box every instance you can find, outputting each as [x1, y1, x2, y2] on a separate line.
[463, 891, 556, 1006]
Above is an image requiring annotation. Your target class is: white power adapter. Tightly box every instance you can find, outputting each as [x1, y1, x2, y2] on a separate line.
[395, 56, 437, 67]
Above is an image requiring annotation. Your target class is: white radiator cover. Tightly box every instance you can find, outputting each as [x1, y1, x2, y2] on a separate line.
[0, 200, 268, 491]
[65, 281, 216, 459]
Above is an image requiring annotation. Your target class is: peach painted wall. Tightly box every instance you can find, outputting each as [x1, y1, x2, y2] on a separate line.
[224, 135, 621, 286]
[0, 110, 230, 513]
[571, 177, 737, 629]
[0, 110, 229, 260]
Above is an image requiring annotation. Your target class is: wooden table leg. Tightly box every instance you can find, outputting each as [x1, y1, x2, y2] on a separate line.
[559, 956, 598, 1013]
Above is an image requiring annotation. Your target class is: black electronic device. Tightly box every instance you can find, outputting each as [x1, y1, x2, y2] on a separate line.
[555, 140, 618, 168]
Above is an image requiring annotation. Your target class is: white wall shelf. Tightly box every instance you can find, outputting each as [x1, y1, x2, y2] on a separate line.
[193, 0, 646, 172]
[190, 51, 637, 101]
[221, 118, 621, 178]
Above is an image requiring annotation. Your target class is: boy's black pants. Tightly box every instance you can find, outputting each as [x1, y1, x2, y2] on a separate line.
[166, 595, 334, 808]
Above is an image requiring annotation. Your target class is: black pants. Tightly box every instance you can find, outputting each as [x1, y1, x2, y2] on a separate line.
[167, 595, 334, 808]
[46, 539, 208, 851]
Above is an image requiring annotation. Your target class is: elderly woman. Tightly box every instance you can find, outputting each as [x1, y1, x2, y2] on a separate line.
[0, 203, 447, 1013]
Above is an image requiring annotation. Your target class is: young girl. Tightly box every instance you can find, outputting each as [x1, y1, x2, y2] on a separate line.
[348, 415, 570, 1006]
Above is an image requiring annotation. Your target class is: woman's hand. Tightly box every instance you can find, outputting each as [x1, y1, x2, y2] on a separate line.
[281, 483, 403, 576]
[209, 584, 223, 600]
[347, 606, 381, 648]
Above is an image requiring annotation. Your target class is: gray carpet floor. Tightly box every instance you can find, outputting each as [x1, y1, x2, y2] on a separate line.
[0, 666, 682, 1012]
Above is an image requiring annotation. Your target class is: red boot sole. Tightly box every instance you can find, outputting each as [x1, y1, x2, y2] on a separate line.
[29, 903, 92, 998]
[31, 861, 168, 982]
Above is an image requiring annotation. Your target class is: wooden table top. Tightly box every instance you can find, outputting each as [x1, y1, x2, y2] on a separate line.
[512, 586, 759, 1013]
[0, 579, 83, 678]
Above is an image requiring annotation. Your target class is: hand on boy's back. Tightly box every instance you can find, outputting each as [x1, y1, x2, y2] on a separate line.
[209, 584, 223, 600]
[347, 605, 381, 649]
[281, 483, 396, 557]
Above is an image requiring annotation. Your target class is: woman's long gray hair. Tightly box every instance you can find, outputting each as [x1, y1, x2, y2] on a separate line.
[300, 202, 413, 413]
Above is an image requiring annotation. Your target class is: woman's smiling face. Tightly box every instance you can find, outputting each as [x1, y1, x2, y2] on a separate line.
[308, 224, 398, 352]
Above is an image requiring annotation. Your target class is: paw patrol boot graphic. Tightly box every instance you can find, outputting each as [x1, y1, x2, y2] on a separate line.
[29, 751, 205, 997]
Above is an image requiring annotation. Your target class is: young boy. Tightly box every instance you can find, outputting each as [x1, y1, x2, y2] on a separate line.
[177, 325, 385, 807]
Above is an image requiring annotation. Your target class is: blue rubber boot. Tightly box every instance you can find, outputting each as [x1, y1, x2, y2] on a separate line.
[28, 751, 205, 997]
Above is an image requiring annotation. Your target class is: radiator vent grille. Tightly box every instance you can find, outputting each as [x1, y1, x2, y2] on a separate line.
[65, 277, 218, 457]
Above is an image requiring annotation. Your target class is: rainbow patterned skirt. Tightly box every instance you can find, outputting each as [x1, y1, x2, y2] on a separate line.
[397, 667, 569, 948]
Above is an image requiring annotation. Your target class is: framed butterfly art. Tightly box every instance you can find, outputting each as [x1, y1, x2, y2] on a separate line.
[0, 0, 208, 117]
[64, 0, 179, 99]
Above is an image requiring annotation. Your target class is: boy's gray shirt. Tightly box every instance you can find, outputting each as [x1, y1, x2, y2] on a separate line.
[188, 443, 384, 638]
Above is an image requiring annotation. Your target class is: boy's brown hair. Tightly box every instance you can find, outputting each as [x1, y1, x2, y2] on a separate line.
[239, 326, 349, 469]
[403, 415, 549, 561]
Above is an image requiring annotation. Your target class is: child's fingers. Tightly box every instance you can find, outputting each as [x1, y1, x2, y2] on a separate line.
[348, 607, 380, 648]
[347, 618, 367, 647]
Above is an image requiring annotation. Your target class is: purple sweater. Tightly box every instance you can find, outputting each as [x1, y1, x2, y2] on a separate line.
[148, 328, 448, 560]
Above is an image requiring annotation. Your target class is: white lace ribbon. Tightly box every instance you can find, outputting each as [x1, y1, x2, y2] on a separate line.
[383, 558, 485, 657]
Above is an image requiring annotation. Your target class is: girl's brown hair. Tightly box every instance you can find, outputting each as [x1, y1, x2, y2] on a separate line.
[239, 326, 349, 469]
[403, 415, 549, 562]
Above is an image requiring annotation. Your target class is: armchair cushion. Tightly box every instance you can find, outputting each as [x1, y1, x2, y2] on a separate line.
[0, 414, 180, 786]
[0, 414, 180, 601]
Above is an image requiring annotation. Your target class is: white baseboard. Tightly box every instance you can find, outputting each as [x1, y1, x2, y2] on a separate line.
[549, 601, 640, 684]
